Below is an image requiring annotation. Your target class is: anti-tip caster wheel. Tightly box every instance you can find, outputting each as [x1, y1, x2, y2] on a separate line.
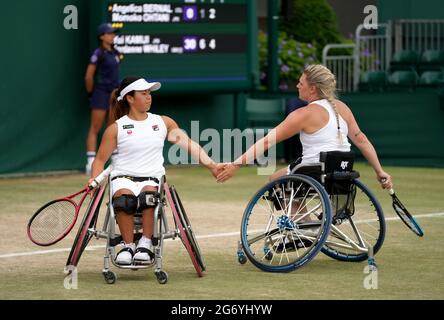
[238, 252, 247, 265]
[155, 270, 168, 284]
[367, 257, 378, 272]
[103, 271, 117, 284]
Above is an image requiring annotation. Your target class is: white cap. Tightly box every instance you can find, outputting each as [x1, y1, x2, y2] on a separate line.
[117, 78, 161, 101]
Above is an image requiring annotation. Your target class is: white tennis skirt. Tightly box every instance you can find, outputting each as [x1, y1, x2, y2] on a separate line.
[111, 177, 159, 196]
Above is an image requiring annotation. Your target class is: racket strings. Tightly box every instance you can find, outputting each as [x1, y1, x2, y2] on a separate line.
[392, 201, 423, 236]
[30, 201, 76, 243]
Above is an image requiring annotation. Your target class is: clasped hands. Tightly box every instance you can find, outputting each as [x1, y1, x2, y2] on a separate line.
[208, 162, 240, 183]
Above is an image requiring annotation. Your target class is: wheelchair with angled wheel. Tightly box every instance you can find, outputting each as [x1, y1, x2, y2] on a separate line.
[65, 167, 205, 284]
[237, 151, 385, 272]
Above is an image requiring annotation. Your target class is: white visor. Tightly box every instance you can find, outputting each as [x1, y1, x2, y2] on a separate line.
[117, 78, 161, 101]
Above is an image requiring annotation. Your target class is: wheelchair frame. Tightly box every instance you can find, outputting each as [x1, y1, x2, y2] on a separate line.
[237, 154, 385, 272]
[65, 170, 205, 284]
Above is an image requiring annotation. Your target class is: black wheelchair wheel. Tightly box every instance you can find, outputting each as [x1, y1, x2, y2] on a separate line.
[170, 185, 206, 272]
[240, 174, 332, 273]
[321, 179, 386, 262]
[66, 186, 105, 268]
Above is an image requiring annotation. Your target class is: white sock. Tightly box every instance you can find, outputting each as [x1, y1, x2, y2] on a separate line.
[86, 152, 96, 166]
[138, 236, 152, 248]
[123, 242, 135, 251]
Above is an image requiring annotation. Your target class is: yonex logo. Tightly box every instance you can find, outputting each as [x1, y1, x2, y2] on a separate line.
[340, 161, 349, 170]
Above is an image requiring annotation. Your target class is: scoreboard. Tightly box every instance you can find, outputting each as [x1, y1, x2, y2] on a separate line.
[93, 0, 255, 93]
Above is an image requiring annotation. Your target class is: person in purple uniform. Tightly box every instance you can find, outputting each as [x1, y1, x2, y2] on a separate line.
[84, 23, 122, 174]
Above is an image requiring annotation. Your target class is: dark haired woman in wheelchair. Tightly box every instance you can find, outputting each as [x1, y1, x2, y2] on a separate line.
[217, 64, 393, 272]
[88, 76, 220, 267]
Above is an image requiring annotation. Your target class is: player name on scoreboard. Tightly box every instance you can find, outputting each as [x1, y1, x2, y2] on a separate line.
[108, 2, 244, 24]
[114, 34, 246, 54]
[110, 4, 176, 22]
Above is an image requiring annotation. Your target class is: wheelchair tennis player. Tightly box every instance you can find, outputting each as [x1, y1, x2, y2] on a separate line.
[89, 76, 220, 266]
[217, 64, 393, 188]
[216, 64, 393, 253]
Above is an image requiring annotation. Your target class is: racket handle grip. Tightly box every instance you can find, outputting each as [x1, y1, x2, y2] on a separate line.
[388, 188, 395, 195]
[90, 166, 113, 188]
[380, 178, 394, 195]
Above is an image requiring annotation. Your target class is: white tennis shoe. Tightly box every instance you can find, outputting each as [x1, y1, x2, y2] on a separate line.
[134, 236, 154, 264]
[115, 243, 135, 265]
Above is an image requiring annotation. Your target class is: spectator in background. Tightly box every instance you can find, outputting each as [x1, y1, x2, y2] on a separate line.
[284, 98, 308, 163]
[84, 23, 122, 175]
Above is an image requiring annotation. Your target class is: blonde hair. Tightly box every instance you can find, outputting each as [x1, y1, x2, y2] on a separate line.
[303, 64, 343, 143]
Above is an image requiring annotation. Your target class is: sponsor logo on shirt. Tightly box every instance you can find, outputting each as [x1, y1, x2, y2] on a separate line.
[127, 130, 133, 135]
[152, 124, 159, 131]
[123, 124, 134, 129]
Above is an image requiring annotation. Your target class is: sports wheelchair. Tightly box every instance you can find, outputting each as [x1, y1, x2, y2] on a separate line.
[236, 151, 385, 272]
[65, 169, 205, 284]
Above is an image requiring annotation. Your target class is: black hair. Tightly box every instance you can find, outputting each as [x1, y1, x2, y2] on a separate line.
[109, 77, 142, 122]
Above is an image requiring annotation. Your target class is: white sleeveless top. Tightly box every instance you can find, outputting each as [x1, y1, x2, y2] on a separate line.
[300, 99, 351, 165]
[112, 113, 167, 179]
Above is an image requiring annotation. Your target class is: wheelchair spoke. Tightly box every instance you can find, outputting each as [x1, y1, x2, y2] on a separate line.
[272, 187, 287, 213]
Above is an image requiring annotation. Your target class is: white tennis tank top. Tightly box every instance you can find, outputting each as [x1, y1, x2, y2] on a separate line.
[112, 113, 167, 178]
[300, 99, 351, 165]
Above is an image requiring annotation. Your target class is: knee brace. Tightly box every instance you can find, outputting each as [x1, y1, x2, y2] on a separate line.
[113, 195, 138, 214]
[138, 191, 159, 211]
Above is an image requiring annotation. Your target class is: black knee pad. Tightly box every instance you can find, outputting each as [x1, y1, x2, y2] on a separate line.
[113, 194, 138, 214]
[138, 191, 159, 211]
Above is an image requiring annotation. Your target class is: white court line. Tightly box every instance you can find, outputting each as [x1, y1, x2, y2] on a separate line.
[1, 212, 443, 259]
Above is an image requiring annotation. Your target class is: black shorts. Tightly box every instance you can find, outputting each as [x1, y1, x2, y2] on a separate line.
[90, 86, 114, 110]
[287, 158, 322, 184]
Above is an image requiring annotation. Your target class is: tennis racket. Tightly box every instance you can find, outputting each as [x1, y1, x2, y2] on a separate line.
[388, 188, 424, 237]
[27, 166, 112, 246]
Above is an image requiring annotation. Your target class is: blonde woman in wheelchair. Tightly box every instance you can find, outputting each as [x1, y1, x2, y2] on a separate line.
[217, 64, 393, 254]
[89, 76, 220, 266]
[217, 64, 393, 187]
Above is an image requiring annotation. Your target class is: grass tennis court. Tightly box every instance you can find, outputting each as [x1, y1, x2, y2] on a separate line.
[0, 164, 443, 300]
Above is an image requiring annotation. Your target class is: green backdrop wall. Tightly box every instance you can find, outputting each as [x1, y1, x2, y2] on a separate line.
[0, 0, 90, 174]
[1, 1, 443, 175]
[341, 90, 444, 167]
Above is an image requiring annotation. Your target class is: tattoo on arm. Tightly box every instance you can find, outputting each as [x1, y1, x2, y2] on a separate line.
[354, 131, 362, 137]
